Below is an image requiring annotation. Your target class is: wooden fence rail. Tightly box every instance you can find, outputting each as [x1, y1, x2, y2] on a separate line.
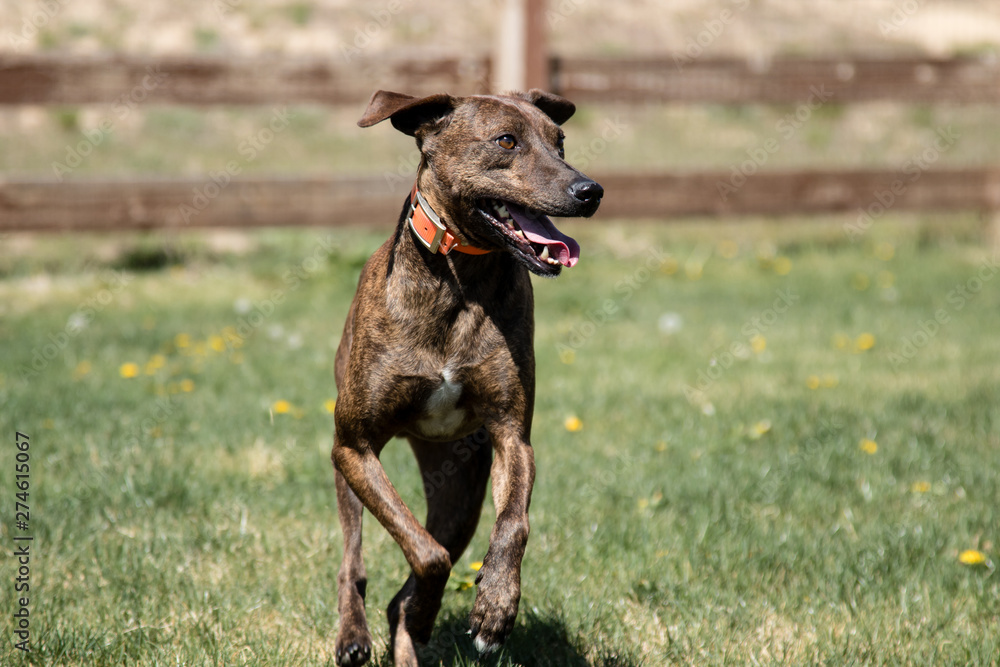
[555, 55, 1000, 105]
[0, 54, 492, 107]
[2, 54, 999, 106]
[3, 169, 998, 232]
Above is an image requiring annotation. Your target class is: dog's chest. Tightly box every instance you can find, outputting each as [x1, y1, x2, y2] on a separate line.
[415, 367, 468, 438]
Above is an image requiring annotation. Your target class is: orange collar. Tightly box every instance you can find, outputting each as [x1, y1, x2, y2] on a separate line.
[406, 182, 492, 256]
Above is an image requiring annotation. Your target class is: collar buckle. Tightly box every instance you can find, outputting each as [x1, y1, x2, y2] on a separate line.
[408, 187, 449, 254]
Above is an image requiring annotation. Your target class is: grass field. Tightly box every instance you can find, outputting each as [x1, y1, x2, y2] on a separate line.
[1, 215, 999, 666]
[4, 103, 1000, 179]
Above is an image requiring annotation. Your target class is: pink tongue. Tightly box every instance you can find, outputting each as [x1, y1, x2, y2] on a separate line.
[505, 202, 581, 267]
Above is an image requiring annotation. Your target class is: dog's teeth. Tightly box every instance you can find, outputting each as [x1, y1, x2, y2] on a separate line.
[496, 204, 509, 218]
[515, 230, 525, 240]
[539, 246, 550, 261]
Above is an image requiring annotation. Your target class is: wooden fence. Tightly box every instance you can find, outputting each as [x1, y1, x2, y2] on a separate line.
[3, 169, 999, 233]
[4, 53, 999, 106]
[1, 53, 999, 232]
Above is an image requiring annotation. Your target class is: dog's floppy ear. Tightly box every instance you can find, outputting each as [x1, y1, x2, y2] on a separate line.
[520, 89, 576, 125]
[358, 90, 457, 137]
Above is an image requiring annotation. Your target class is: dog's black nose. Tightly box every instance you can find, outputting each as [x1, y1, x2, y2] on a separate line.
[568, 179, 604, 203]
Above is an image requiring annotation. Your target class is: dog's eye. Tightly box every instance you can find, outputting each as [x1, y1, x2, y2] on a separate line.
[556, 135, 565, 158]
[496, 135, 517, 151]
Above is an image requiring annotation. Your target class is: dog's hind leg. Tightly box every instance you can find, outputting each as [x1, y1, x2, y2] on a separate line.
[334, 465, 372, 667]
[387, 431, 493, 664]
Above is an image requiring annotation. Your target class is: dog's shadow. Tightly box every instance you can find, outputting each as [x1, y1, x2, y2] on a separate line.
[370, 608, 641, 667]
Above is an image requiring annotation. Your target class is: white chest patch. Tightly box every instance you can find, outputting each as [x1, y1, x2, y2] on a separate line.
[417, 368, 466, 437]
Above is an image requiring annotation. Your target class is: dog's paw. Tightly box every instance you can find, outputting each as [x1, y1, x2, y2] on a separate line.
[468, 570, 520, 654]
[335, 641, 371, 667]
[473, 633, 502, 655]
[335, 626, 372, 667]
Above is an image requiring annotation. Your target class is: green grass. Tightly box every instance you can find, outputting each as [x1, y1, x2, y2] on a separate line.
[3, 102, 999, 180]
[1, 216, 998, 665]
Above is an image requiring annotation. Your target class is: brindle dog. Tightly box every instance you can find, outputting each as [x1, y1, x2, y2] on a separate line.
[332, 89, 603, 666]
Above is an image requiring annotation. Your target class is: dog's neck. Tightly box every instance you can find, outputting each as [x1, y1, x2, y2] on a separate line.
[389, 172, 530, 314]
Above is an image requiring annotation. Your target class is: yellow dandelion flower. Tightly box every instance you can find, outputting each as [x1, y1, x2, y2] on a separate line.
[874, 242, 895, 261]
[324, 399, 337, 414]
[272, 400, 292, 414]
[73, 360, 92, 379]
[773, 256, 793, 275]
[859, 438, 878, 455]
[959, 550, 987, 566]
[750, 335, 766, 354]
[910, 481, 931, 493]
[144, 354, 166, 375]
[855, 333, 876, 352]
[180, 379, 195, 393]
[748, 420, 771, 439]
[209, 335, 227, 352]
[174, 333, 191, 348]
[564, 416, 583, 432]
[637, 497, 650, 510]
[655, 441, 668, 452]
[456, 580, 475, 591]
[660, 257, 679, 275]
[717, 240, 739, 259]
[559, 348, 576, 365]
[806, 375, 821, 390]
[470, 561, 483, 571]
[119, 362, 140, 379]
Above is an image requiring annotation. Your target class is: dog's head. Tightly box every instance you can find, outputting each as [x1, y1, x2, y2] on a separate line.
[359, 89, 603, 277]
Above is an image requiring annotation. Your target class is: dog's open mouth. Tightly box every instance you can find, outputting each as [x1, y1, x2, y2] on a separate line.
[477, 199, 580, 272]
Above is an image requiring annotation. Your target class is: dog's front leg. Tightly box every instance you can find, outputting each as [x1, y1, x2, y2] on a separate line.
[469, 424, 536, 653]
[333, 432, 453, 579]
[333, 429, 452, 666]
